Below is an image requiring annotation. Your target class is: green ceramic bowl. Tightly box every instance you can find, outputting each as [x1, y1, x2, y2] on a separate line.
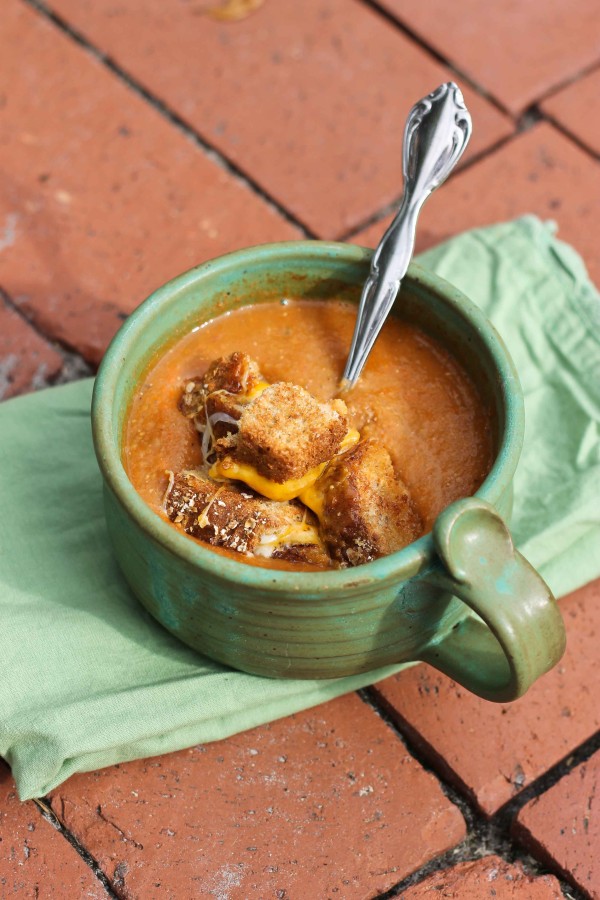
[92, 242, 566, 701]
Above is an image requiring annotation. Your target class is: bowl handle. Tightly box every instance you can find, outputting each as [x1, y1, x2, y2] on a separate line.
[419, 498, 566, 702]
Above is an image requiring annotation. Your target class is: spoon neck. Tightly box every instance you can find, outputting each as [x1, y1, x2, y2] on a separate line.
[372, 189, 421, 278]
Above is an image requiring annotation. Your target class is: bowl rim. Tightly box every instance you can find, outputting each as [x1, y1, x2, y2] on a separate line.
[92, 240, 524, 593]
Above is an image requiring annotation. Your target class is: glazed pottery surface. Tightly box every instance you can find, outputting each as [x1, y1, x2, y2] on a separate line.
[92, 242, 566, 701]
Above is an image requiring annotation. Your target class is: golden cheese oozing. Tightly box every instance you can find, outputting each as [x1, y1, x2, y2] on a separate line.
[253, 520, 325, 558]
[246, 381, 270, 400]
[209, 428, 360, 501]
[299, 480, 326, 520]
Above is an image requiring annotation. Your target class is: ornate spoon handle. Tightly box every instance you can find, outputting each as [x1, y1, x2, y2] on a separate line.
[341, 82, 472, 389]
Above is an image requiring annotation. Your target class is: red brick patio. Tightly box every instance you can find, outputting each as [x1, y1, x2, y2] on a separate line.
[1, 1, 598, 897]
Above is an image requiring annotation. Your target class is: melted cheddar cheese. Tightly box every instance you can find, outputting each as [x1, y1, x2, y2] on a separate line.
[245, 380, 270, 400]
[298, 481, 326, 519]
[253, 521, 324, 558]
[209, 458, 329, 501]
[209, 428, 360, 502]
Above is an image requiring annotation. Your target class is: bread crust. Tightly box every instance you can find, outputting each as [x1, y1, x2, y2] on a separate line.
[164, 471, 333, 566]
[317, 440, 422, 566]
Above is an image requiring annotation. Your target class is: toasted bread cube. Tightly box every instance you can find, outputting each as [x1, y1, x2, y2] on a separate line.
[178, 352, 265, 420]
[316, 440, 422, 566]
[225, 382, 349, 482]
[164, 471, 333, 567]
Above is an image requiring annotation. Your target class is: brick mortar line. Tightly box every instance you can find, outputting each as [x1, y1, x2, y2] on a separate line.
[529, 55, 600, 109]
[29, 0, 586, 253]
[20, 0, 316, 239]
[484, 734, 595, 900]
[1, 286, 93, 385]
[512, 819, 593, 900]
[539, 111, 600, 162]
[9, 690, 594, 900]
[519, 101, 600, 165]
[358, 687, 595, 900]
[339, 125, 521, 243]
[372, 846, 585, 900]
[14, 0, 600, 266]
[22, 0, 597, 271]
[495, 726, 600, 824]
[24, 717, 593, 900]
[339, 105, 555, 244]
[1, 286, 56, 349]
[33, 797, 120, 899]
[361, 0, 600, 124]
[358, 0, 511, 117]
[358, 687, 481, 813]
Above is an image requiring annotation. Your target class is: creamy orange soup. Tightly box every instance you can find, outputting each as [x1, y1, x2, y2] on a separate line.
[124, 299, 494, 562]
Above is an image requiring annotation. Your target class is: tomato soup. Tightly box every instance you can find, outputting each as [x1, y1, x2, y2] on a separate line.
[123, 299, 494, 553]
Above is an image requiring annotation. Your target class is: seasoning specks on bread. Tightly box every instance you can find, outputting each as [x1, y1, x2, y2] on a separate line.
[178, 352, 268, 446]
[167, 351, 423, 568]
[178, 352, 265, 421]
[164, 471, 331, 566]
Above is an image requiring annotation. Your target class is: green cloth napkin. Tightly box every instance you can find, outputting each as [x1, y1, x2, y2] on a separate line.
[1, 216, 599, 801]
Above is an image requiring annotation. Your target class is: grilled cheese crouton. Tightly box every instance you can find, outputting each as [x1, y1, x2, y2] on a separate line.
[178, 352, 269, 457]
[179, 352, 266, 419]
[179, 352, 268, 437]
[301, 440, 422, 566]
[212, 382, 350, 483]
[164, 471, 333, 567]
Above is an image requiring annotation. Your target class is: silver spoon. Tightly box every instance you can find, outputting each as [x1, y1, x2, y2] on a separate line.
[341, 82, 472, 390]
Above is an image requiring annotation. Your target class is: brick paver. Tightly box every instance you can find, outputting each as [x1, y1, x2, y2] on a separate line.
[542, 66, 600, 157]
[48, 0, 512, 237]
[0, 762, 108, 898]
[353, 122, 600, 287]
[0, 295, 62, 399]
[401, 855, 563, 898]
[0, 2, 299, 365]
[515, 751, 600, 898]
[48, 694, 465, 899]
[377, 0, 600, 115]
[370, 581, 600, 816]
